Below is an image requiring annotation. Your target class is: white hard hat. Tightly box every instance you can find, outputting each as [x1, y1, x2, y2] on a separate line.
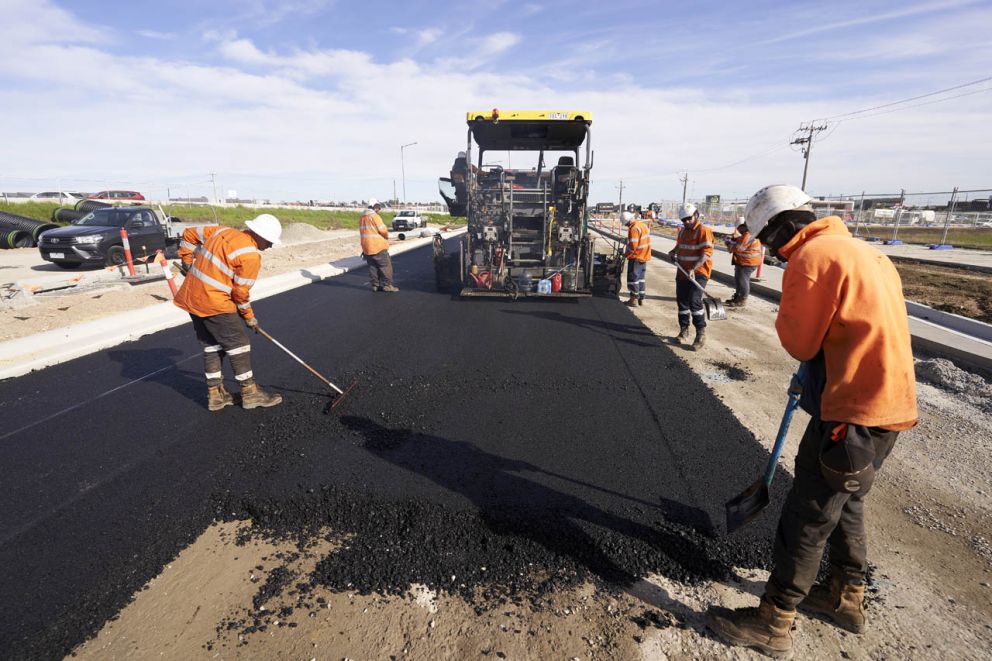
[621, 211, 634, 223]
[678, 203, 697, 220]
[245, 213, 282, 245]
[367, 197, 379, 207]
[744, 185, 812, 236]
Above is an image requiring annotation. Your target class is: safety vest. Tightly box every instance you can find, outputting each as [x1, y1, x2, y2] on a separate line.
[359, 210, 390, 255]
[174, 225, 261, 320]
[674, 219, 714, 279]
[625, 220, 651, 262]
[729, 231, 762, 267]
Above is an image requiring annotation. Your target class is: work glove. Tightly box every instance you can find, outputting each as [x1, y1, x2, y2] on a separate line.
[788, 370, 804, 396]
[245, 317, 259, 332]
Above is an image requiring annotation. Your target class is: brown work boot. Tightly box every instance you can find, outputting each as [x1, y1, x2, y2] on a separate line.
[726, 296, 748, 308]
[207, 384, 234, 412]
[674, 327, 690, 344]
[637, 297, 644, 306]
[625, 295, 638, 307]
[706, 599, 795, 659]
[692, 327, 707, 350]
[800, 574, 866, 634]
[240, 380, 283, 409]
[381, 284, 400, 292]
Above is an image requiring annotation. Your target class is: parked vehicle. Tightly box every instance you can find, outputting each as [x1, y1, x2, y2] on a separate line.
[37, 206, 181, 269]
[392, 210, 428, 230]
[86, 190, 146, 201]
[30, 191, 85, 204]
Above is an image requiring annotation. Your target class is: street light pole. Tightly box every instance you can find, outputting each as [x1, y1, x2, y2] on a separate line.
[400, 141, 417, 205]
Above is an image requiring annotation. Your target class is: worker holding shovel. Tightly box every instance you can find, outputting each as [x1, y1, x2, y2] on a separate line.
[706, 185, 917, 658]
[622, 211, 651, 307]
[667, 203, 714, 349]
[174, 214, 284, 411]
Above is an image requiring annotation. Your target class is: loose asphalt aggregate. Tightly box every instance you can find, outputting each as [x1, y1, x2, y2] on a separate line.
[0, 239, 791, 658]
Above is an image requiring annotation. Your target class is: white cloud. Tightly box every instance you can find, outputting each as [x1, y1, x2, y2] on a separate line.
[417, 28, 442, 45]
[136, 29, 175, 40]
[480, 32, 521, 57]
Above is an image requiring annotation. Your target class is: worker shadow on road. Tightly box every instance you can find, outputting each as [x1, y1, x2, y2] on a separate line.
[106, 347, 204, 406]
[500, 309, 660, 348]
[341, 415, 735, 620]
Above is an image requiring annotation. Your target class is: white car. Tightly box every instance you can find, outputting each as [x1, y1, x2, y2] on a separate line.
[30, 191, 85, 204]
[391, 210, 428, 230]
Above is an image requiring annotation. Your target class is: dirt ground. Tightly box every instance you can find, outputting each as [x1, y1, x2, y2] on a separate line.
[68, 253, 992, 660]
[0, 224, 436, 343]
[891, 258, 992, 324]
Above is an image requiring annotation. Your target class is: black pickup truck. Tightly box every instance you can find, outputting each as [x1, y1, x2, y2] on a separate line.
[37, 206, 183, 269]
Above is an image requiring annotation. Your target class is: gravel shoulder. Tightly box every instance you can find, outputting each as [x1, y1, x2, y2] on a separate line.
[64, 247, 992, 660]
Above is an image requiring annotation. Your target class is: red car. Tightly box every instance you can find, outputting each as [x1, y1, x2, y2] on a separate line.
[86, 190, 145, 201]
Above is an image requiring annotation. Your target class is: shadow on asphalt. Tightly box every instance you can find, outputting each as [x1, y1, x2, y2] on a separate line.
[500, 308, 660, 348]
[106, 347, 203, 406]
[340, 415, 728, 589]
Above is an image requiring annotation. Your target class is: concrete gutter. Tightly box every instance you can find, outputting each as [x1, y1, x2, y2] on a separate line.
[0, 229, 465, 380]
[591, 224, 992, 374]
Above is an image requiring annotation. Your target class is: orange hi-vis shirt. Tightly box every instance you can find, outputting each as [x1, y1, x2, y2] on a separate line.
[625, 220, 652, 262]
[674, 219, 714, 279]
[174, 225, 262, 320]
[359, 210, 390, 255]
[776, 216, 917, 431]
[729, 231, 762, 267]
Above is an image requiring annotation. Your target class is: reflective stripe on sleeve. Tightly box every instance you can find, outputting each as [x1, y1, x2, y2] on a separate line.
[233, 275, 256, 285]
[197, 246, 235, 278]
[228, 246, 258, 260]
[236, 302, 252, 310]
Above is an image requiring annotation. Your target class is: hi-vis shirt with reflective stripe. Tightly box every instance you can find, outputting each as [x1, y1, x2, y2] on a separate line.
[729, 231, 762, 267]
[625, 220, 651, 262]
[359, 210, 389, 255]
[174, 225, 262, 320]
[674, 219, 714, 280]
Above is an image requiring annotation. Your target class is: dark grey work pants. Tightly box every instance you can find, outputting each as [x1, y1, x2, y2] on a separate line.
[764, 416, 898, 610]
[734, 265, 756, 300]
[365, 250, 394, 289]
[190, 312, 253, 387]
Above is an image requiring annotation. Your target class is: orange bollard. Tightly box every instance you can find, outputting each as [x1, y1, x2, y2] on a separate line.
[157, 250, 178, 297]
[119, 227, 136, 276]
[754, 246, 765, 281]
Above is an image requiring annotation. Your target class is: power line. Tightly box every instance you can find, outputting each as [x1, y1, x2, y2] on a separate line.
[820, 75, 992, 121]
[833, 85, 992, 125]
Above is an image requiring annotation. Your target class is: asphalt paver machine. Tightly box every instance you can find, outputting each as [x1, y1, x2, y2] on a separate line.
[437, 109, 601, 298]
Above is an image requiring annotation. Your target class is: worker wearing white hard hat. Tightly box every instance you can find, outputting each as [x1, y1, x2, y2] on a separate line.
[360, 198, 398, 292]
[622, 210, 651, 307]
[666, 202, 713, 349]
[174, 213, 285, 411]
[706, 184, 917, 658]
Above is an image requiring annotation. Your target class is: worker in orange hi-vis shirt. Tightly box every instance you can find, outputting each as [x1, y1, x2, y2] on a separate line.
[359, 198, 398, 292]
[724, 217, 762, 308]
[174, 214, 284, 412]
[706, 185, 918, 659]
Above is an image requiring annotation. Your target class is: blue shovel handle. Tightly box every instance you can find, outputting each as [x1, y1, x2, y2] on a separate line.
[762, 362, 809, 488]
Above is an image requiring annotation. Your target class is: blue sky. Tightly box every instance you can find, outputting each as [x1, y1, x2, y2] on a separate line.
[2, 0, 990, 204]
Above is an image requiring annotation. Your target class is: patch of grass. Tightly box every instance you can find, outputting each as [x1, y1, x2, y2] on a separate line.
[0, 201, 466, 230]
[856, 225, 992, 251]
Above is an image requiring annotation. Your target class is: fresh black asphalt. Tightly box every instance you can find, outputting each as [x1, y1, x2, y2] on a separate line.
[0, 239, 791, 658]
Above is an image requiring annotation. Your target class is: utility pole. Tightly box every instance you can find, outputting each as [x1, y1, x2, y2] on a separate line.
[209, 172, 218, 205]
[680, 172, 689, 203]
[616, 179, 624, 211]
[400, 142, 417, 205]
[393, 179, 397, 205]
[790, 122, 828, 190]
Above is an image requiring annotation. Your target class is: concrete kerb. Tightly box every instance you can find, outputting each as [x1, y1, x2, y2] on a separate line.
[590, 224, 992, 374]
[0, 229, 465, 380]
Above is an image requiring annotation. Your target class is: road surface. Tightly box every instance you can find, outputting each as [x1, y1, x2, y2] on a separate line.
[0, 239, 784, 658]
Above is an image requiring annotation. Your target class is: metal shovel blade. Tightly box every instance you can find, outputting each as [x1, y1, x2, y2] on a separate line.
[725, 478, 770, 533]
[704, 297, 727, 321]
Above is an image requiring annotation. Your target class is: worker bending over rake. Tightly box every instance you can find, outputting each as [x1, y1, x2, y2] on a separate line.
[174, 214, 285, 411]
[706, 185, 917, 659]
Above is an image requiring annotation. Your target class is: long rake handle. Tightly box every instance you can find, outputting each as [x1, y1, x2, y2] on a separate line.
[674, 262, 714, 296]
[762, 363, 810, 487]
[256, 326, 344, 395]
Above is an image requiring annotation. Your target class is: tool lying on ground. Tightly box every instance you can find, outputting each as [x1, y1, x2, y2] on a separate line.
[674, 262, 727, 321]
[725, 363, 808, 533]
[254, 326, 357, 412]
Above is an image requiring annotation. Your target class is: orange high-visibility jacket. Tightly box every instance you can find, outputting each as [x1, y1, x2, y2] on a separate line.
[776, 216, 917, 431]
[359, 210, 389, 255]
[625, 220, 651, 262]
[729, 231, 762, 267]
[674, 219, 714, 279]
[174, 225, 261, 320]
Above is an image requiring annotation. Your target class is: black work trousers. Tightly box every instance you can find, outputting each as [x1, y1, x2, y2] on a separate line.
[190, 312, 253, 387]
[676, 275, 707, 329]
[764, 416, 898, 611]
[365, 249, 394, 289]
